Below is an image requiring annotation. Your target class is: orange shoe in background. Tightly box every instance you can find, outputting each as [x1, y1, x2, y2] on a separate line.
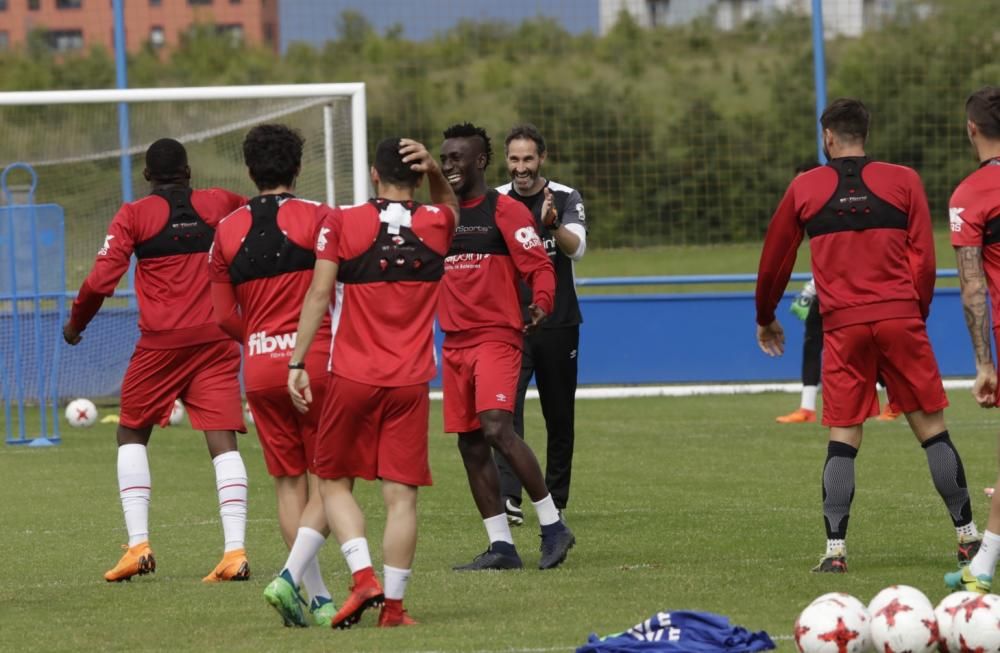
[202, 548, 250, 583]
[776, 408, 816, 424]
[104, 541, 156, 582]
[876, 403, 901, 421]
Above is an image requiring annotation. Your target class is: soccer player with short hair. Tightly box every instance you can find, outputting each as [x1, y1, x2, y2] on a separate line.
[277, 137, 458, 629]
[439, 122, 575, 571]
[945, 86, 1000, 594]
[755, 98, 980, 573]
[63, 138, 251, 583]
[494, 123, 587, 525]
[208, 124, 336, 625]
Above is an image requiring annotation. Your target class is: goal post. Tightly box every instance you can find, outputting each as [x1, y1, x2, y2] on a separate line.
[0, 83, 368, 407]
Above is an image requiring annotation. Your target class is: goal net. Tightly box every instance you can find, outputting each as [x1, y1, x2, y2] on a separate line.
[0, 84, 368, 409]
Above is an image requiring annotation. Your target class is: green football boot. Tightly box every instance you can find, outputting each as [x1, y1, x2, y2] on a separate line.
[263, 573, 308, 628]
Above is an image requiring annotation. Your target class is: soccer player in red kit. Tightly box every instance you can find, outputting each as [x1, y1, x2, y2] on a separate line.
[946, 87, 1000, 593]
[62, 138, 251, 583]
[438, 122, 575, 571]
[284, 137, 458, 629]
[208, 124, 336, 625]
[755, 99, 980, 573]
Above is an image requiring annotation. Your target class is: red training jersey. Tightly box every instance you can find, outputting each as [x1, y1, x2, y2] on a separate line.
[209, 195, 335, 392]
[70, 187, 246, 349]
[950, 159, 1000, 328]
[438, 192, 556, 349]
[756, 157, 935, 331]
[318, 200, 456, 387]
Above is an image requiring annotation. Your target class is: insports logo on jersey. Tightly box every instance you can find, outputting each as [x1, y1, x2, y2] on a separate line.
[950, 207, 965, 233]
[514, 226, 542, 250]
[247, 330, 296, 357]
[98, 234, 114, 256]
[316, 227, 330, 252]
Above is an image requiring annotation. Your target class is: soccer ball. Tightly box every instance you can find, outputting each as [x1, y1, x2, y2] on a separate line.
[65, 398, 98, 428]
[169, 399, 185, 426]
[810, 593, 869, 619]
[795, 595, 870, 653]
[867, 585, 937, 653]
[243, 401, 254, 426]
[952, 593, 1000, 653]
[936, 591, 980, 653]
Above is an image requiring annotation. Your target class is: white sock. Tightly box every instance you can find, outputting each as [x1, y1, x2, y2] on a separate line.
[826, 538, 846, 556]
[801, 386, 818, 411]
[531, 494, 561, 527]
[971, 530, 1000, 578]
[484, 514, 514, 545]
[212, 451, 248, 552]
[283, 527, 326, 587]
[118, 443, 151, 547]
[958, 522, 981, 540]
[383, 565, 411, 601]
[340, 537, 372, 574]
[301, 556, 332, 604]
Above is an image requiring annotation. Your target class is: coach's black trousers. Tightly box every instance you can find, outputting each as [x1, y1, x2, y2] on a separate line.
[495, 325, 579, 511]
[803, 300, 823, 387]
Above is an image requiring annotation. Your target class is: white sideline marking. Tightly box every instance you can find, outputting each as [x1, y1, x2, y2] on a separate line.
[429, 379, 974, 401]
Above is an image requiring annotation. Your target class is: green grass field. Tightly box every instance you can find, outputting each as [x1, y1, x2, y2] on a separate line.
[3, 391, 997, 652]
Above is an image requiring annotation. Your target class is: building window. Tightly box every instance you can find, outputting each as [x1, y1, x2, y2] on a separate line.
[0, 31, 8, 50]
[216, 23, 243, 45]
[46, 29, 84, 51]
[230, 0, 240, 4]
[28, 0, 40, 10]
[263, 22, 274, 45]
[56, 0, 82, 8]
[149, 0, 161, 5]
[188, 0, 211, 4]
[149, 25, 165, 48]
[0, 0, 7, 11]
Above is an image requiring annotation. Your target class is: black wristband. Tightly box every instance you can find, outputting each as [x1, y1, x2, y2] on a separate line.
[288, 362, 306, 370]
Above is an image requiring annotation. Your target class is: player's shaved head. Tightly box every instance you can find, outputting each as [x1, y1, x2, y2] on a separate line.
[443, 122, 492, 168]
[967, 86, 1000, 140]
[820, 98, 870, 145]
[145, 138, 189, 181]
[374, 137, 421, 188]
[243, 124, 303, 191]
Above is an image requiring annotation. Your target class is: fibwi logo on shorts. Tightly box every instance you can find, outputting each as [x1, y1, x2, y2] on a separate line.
[248, 330, 296, 357]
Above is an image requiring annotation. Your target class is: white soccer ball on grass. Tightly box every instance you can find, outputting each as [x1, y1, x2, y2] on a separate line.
[867, 585, 937, 653]
[936, 591, 980, 653]
[952, 593, 1000, 653]
[169, 399, 185, 426]
[795, 595, 870, 653]
[65, 398, 98, 428]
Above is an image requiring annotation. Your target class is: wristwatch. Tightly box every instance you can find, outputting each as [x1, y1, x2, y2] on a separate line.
[288, 361, 306, 370]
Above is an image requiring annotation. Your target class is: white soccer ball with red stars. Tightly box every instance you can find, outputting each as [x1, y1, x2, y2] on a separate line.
[243, 401, 254, 426]
[169, 399, 185, 426]
[936, 591, 981, 653]
[795, 595, 870, 653]
[952, 593, 1000, 653]
[867, 585, 937, 653]
[64, 398, 98, 428]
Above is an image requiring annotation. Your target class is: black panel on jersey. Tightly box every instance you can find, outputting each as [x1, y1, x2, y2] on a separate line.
[448, 190, 509, 256]
[984, 215, 1000, 246]
[227, 193, 316, 286]
[805, 157, 908, 239]
[134, 187, 215, 259]
[337, 199, 445, 284]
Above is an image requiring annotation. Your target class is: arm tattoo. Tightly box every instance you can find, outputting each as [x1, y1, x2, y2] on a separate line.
[956, 246, 993, 366]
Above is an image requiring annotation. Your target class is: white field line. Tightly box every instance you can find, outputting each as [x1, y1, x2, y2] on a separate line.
[429, 379, 974, 401]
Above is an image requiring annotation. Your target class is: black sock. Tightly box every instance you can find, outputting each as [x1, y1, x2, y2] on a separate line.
[823, 441, 858, 539]
[922, 431, 973, 527]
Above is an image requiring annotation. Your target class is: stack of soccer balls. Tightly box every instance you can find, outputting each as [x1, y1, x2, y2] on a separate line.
[794, 586, 1000, 652]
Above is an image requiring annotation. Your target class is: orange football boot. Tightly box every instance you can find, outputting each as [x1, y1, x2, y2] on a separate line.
[330, 569, 384, 629]
[202, 548, 250, 583]
[104, 541, 156, 582]
[775, 408, 816, 424]
[876, 403, 901, 421]
[378, 600, 418, 627]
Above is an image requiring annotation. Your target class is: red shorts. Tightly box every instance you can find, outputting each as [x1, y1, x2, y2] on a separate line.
[119, 340, 245, 431]
[442, 342, 521, 433]
[822, 318, 948, 427]
[246, 376, 328, 477]
[313, 376, 432, 486]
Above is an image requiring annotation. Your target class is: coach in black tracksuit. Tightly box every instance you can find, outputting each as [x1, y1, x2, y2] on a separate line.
[494, 124, 587, 521]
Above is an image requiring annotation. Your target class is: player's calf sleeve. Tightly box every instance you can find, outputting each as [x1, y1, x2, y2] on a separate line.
[118, 443, 151, 547]
[922, 431, 973, 527]
[822, 441, 857, 540]
[212, 451, 248, 552]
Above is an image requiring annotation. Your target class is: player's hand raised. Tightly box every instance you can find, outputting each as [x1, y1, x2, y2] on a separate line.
[62, 320, 82, 346]
[288, 368, 313, 414]
[541, 188, 558, 228]
[972, 363, 998, 408]
[399, 139, 436, 174]
[757, 320, 785, 357]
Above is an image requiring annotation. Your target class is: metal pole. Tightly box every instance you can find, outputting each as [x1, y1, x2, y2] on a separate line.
[811, 0, 828, 164]
[112, 0, 132, 203]
[323, 104, 336, 206]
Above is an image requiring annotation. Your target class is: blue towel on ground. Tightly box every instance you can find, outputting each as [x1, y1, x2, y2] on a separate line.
[577, 610, 776, 653]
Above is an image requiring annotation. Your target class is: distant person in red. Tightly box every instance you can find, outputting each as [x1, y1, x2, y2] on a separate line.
[285, 137, 459, 629]
[755, 98, 979, 573]
[62, 138, 251, 583]
[438, 122, 575, 571]
[208, 124, 336, 626]
[945, 86, 1000, 593]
